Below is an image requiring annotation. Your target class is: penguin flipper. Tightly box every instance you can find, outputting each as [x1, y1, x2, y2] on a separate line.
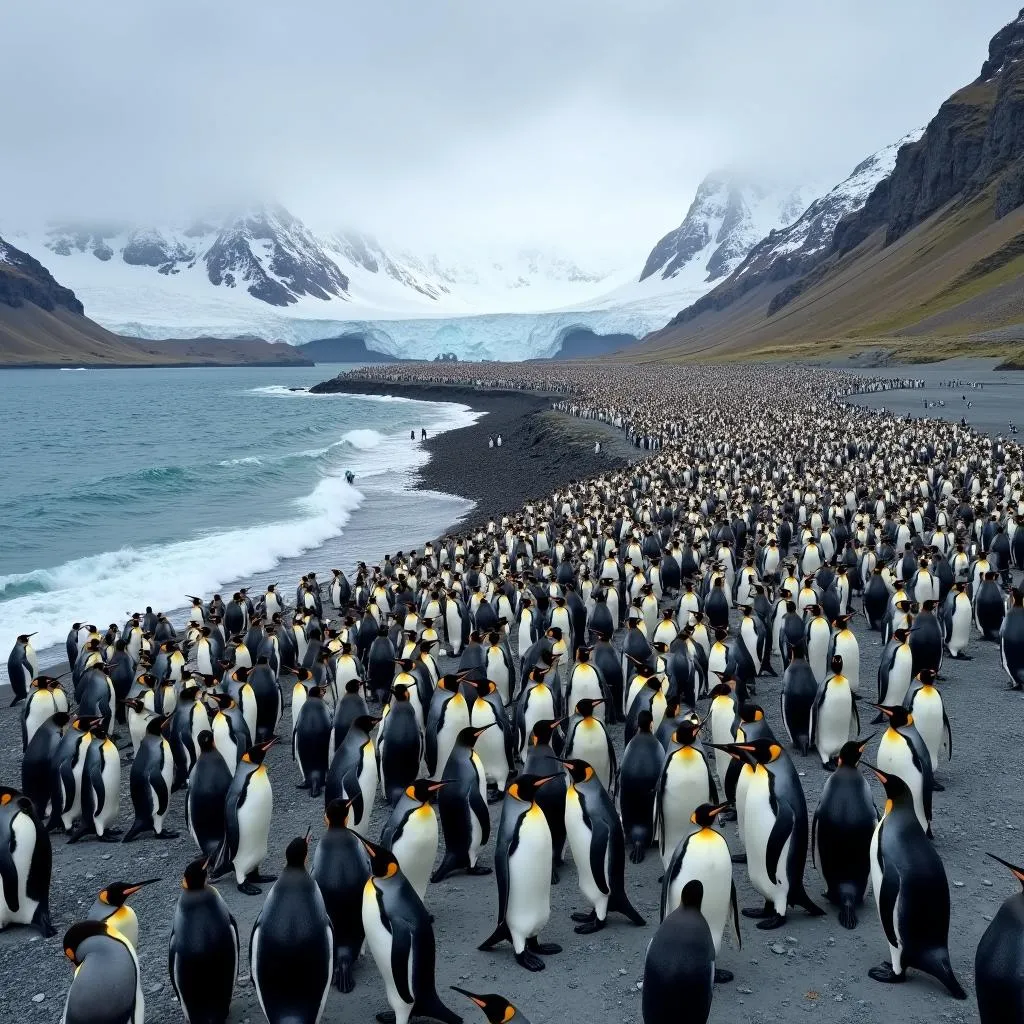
[851, 699, 861, 737]
[707, 767, 719, 807]
[88, 760, 107, 817]
[0, 841, 20, 913]
[943, 711, 953, 761]
[876, 845, 901, 951]
[810, 809, 818, 868]
[385, 917, 415, 1006]
[730, 879, 742, 949]
[588, 816, 612, 897]
[25, 824, 52, 908]
[469, 788, 491, 847]
[151, 771, 170, 817]
[59, 758, 76, 813]
[764, 800, 795, 887]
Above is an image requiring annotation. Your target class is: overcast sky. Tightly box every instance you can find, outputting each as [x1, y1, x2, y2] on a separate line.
[0, 1, 1016, 265]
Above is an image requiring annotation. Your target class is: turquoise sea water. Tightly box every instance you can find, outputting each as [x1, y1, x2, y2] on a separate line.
[0, 364, 476, 671]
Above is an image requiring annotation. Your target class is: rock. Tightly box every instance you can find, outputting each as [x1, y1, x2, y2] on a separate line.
[31, 993, 45, 1003]
[771, 943, 787, 955]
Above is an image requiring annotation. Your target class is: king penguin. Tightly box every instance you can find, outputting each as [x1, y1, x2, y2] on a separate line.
[975, 852, 1024, 1022]
[61, 920, 144, 1024]
[250, 834, 334, 1024]
[380, 779, 444, 902]
[86, 878, 158, 948]
[479, 774, 563, 971]
[433, 725, 493, 882]
[864, 765, 966, 998]
[811, 739, 878, 928]
[169, 858, 238, 1024]
[0, 787, 55, 936]
[123, 715, 177, 842]
[643, 879, 715, 1024]
[216, 737, 277, 894]
[361, 837, 463, 1024]
[452, 988, 530, 1024]
[561, 758, 645, 933]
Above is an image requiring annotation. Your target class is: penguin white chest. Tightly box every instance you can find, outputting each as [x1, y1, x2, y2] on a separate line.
[393, 807, 438, 899]
[235, 769, 273, 878]
[564, 789, 608, 915]
[568, 722, 611, 788]
[667, 830, 731, 953]
[660, 750, 711, 862]
[507, 806, 552, 950]
[815, 681, 853, 763]
[910, 692, 944, 770]
[1, 811, 37, 925]
[361, 882, 413, 1020]
[743, 769, 791, 910]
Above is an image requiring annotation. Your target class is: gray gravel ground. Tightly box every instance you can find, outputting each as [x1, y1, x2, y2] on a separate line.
[1, 579, 1021, 1024]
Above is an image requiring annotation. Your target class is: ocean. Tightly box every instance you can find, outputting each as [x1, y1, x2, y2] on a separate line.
[0, 364, 477, 679]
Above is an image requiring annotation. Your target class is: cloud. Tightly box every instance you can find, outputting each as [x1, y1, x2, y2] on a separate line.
[0, 0, 1015, 264]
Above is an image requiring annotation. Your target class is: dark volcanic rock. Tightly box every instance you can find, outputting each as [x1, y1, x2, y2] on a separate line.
[0, 235, 85, 314]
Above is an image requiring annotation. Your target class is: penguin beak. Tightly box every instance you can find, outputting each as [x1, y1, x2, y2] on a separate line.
[536, 774, 560, 788]
[258, 737, 278, 752]
[451, 987, 489, 1009]
[857, 734, 875, 751]
[869, 704, 894, 718]
[427, 782, 447, 792]
[474, 724, 495, 737]
[591, 698, 605, 708]
[860, 760, 888, 784]
[124, 879, 159, 896]
[708, 803, 730, 818]
[986, 852, 1024, 884]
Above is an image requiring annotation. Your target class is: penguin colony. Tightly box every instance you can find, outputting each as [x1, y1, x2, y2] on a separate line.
[3, 359, 1024, 1024]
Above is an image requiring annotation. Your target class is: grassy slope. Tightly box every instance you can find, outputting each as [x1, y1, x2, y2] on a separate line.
[629, 191, 1024, 364]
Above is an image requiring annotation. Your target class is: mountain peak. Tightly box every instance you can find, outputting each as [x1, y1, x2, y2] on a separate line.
[639, 173, 813, 285]
[977, 6, 1024, 80]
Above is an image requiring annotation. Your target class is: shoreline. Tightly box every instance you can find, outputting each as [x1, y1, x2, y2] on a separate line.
[325, 379, 645, 535]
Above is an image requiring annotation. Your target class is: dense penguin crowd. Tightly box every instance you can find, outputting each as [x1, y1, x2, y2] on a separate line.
[3, 359, 1024, 1024]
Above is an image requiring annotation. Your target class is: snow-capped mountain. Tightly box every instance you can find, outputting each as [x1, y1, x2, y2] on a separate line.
[640, 177, 814, 285]
[729, 129, 925, 285]
[8, 207, 617, 342]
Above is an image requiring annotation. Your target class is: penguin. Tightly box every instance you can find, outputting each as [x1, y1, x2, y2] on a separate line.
[564, 698, 617, 792]
[864, 765, 966, 998]
[248, 655, 283, 743]
[427, 674, 471, 781]
[250, 834, 333, 1024]
[903, 669, 952, 778]
[311, 798, 371, 993]
[876, 628, 914, 712]
[331, 676, 369, 755]
[325, 714, 379, 833]
[715, 738, 823, 929]
[21, 676, 68, 751]
[169, 858, 239, 1024]
[976, 571, 1006, 640]
[811, 738, 878, 928]
[909, 599, 944, 677]
[380, 779, 444, 901]
[6, 633, 36, 705]
[468, 678, 514, 798]
[561, 758, 645, 933]
[643, 879, 715, 1024]
[61, 920, 144, 1024]
[122, 715, 178, 842]
[942, 581, 973, 659]
[208, 692, 251, 775]
[1001, 587, 1024, 689]
[292, 684, 332, 798]
[360, 837, 463, 1024]
[378, 683, 424, 805]
[810, 655, 858, 769]
[826, 615, 860, 691]
[216, 737, 277, 894]
[0, 787, 54, 936]
[515, 666, 558, 759]
[656, 720, 718, 868]
[660, 802, 739, 983]
[433, 725, 493, 882]
[68, 725, 122, 843]
[47, 714, 94, 833]
[86, 878, 157, 947]
[21, 710, 68, 820]
[452, 989, 530, 1024]
[975, 852, 1024, 1022]
[186, 731, 232, 861]
[707, 680, 738, 786]
[873, 704, 934, 836]
[780, 649, 818, 757]
[522, 719, 568, 881]
[478, 774, 563, 971]
[618, 710, 664, 863]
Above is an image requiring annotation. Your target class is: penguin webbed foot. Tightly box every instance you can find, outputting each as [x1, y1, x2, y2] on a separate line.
[731, 852, 747, 864]
[714, 968, 734, 984]
[238, 881, 263, 895]
[932, 780, 945, 792]
[487, 788, 503, 805]
[334, 957, 356, 994]
[573, 915, 605, 935]
[250, 870, 276, 883]
[571, 909, 596, 923]
[466, 864, 492, 876]
[296, 781, 311, 790]
[742, 901, 774, 920]
[822, 759, 837, 773]
[66, 826, 91, 844]
[838, 902, 858, 930]
[375, 1012, 397, 1023]
[551, 865, 560, 884]
[629, 842, 646, 864]
[755, 913, 787, 930]
[32, 907, 56, 939]
[155, 829, 179, 840]
[527, 937, 561, 955]
[868, 962, 905, 985]
[514, 950, 546, 972]
[98, 831, 122, 843]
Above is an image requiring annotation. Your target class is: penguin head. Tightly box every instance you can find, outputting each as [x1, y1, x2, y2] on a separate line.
[830, 654, 844, 675]
[690, 802, 729, 829]
[918, 668, 937, 687]
[284, 834, 310, 869]
[708, 678, 734, 699]
[352, 715, 380, 737]
[360, 838, 401, 879]
[715, 738, 782, 765]
[530, 719, 563, 747]
[324, 798, 354, 829]
[145, 714, 171, 736]
[836, 737, 872, 768]
[0, 788, 33, 813]
[506, 773, 560, 804]
[862, 762, 914, 813]
[679, 878, 705, 911]
[871, 704, 912, 729]
[451, 988, 520, 1023]
[636, 710, 655, 735]
[458, 724, 493, 748]
[406, 779, 446, 804]
[242, 737, 278, 765]
[181, 858, 209, 891]
[391, 683, 411, 702]
[98, 879, 158, 907]
[672, 719, 703, 747]
[574, 697, 603, 718]
[63, 920, 116, 963]
[559, 759, 596, 785]
[197, 730, 216, 753]
[739, 702, 765, 724]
